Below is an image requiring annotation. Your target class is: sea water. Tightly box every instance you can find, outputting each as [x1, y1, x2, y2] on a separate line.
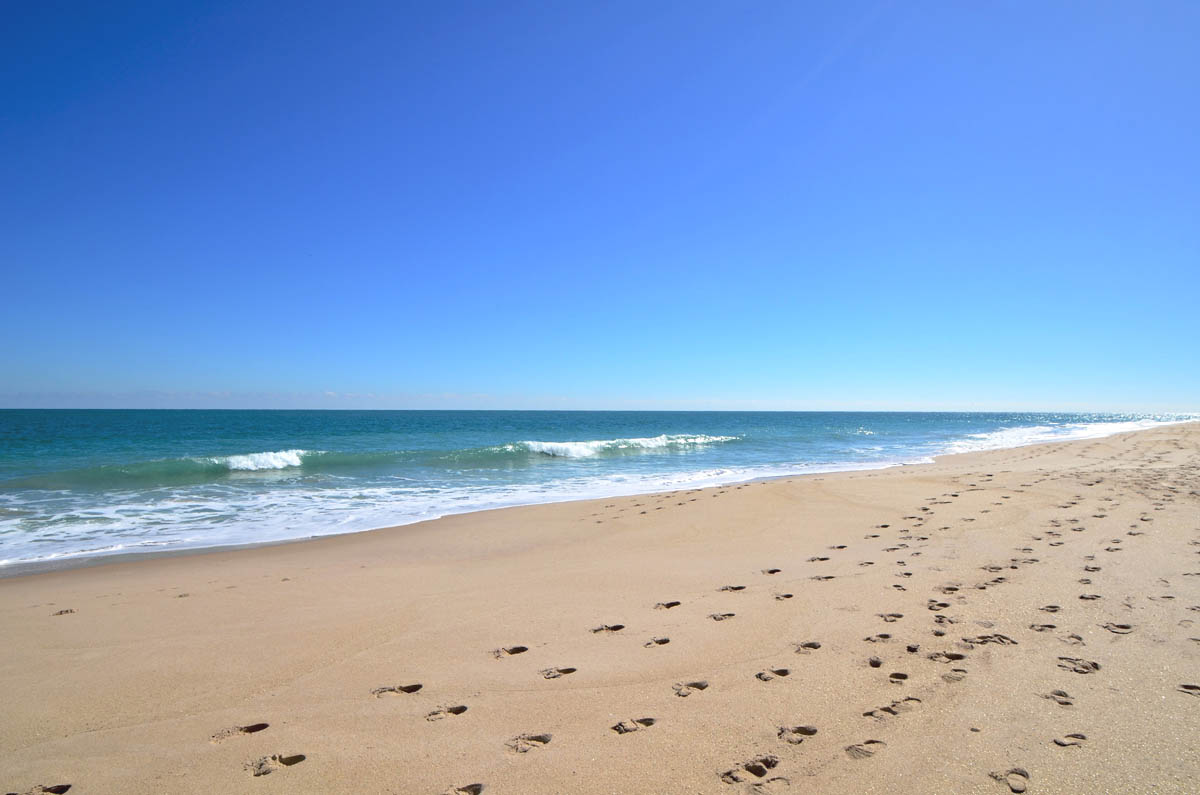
[0, 410, 1193, 566]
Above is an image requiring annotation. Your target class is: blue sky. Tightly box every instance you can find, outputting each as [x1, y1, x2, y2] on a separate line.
[2, 1, 1197, 411]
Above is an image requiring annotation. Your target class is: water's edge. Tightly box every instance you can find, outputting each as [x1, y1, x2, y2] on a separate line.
[3, 420, 1189, 580]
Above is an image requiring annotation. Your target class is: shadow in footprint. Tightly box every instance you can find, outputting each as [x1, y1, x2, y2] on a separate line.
[245, 754, 306, 777]
[845, 740, 886, 760]
[211, 723, 270, 742]
[506, 733, 552, 753]
[611, 718, 656, 734]
[540, 667, 577, 679]
[426, 705, 468, 721]
[372, 684, 422, 697]
[673, 680, 709, 697]
[720, 754, 780, 783]
[778, 725, 818, 744]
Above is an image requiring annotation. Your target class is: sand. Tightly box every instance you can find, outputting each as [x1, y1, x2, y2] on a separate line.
[1, 423, 1198, 794]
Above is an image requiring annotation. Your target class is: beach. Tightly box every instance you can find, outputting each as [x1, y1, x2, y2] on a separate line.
[1, 422, 1197, 793]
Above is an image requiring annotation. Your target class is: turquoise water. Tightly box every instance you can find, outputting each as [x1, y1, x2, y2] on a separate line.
[0, 410, 1193, 566]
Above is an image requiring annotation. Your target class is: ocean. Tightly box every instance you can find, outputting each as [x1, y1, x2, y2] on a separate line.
[0, 410, 1193, 567]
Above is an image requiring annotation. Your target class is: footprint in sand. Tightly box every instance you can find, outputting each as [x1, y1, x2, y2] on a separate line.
[1053, 733, 1087, 747]
[777, 725, 818, 744]
[864, 696, 921, 720]
[1179, 684, 1200, 697]
[211, 722, 269, 742]
[1057, 657, 1101, 674]
[990, 767, 1031, 793]
[808, 556, 830, 562]
[245, 754, 306, 777]
[611, 718, 656, 734]
[942, 668, 968, 683]
[845, 740, 886, 759]
[756, 668, 791, 682]
[1030, 624, 1057, 632]
[719, 755, 780, 783]
[795, 641, 822, 653]
[372, 684, 422, 697]
[774, 593, 794, 600]
[444, 785, 484, 795]
[877, 613, 903, 623]
[644, 637, 670, 647]
[11, 786, 72, 794]
[673, 680, 709, 697]
[540, 667, 577, 679]
[1079, 594, 1102, 601]
[654, 601, 681, 610]
[1040, 605, 1061, 613]
[591, 624, 625, 633]
[506, 733, 552, 753]
[492, 646, 528, 658]
[709, 612, 736, 621]
[762, 568, 782, 574]
[51, 609, 75, 616]
[426, 705, 468, 721]
[811, 575, 835, 581]
[864, 633, 892, 643]
[1040, 689, 1074, 706]
[718, 585, 746, 592]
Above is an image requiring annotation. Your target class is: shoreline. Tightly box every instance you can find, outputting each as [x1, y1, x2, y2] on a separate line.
[3, 420, 1194, 580]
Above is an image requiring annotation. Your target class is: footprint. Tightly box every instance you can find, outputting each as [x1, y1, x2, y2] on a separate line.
[673, 680, 709, 697]
[808, 556, 830, 562]
[1041, 689, 1074, 706]
[720, 755, 780, 783]
[864, 696, 921, 720]
[756, 668, 791, 681]
[1030, 624, 1057, 632]
[878, 613, 904, 623]
[51, 610, 75, 617]
[540, 667, 577, 679]
[426, 705, 468, 721]
[777, 725, 818, 744]
[795, 641, 822, 652]
[990, 768, 1030, 793]
[506, 732, 552, 753]
[888, 672, 908, 683]
[709, 613, 736, 621]
[644, 637, 670, 647]
[211, 723, 270, 742]
[774, 593, 794, 600]
[1057, 657, 1101, 674]
[492, 646, 528, 658]
[371, 684, 422, 697]
[655, 601, 681, 610]
[811, 575, 835, 581]
[965, 634, 1017, 646]
[869, 656, 882, 668]
[928, 651, 966, 663]
[845, 740, 886, 759]
[942, 668, 968, 683]
[719, 585, 746, 592]
[591, 624, 625, 633]
[611, 718, 656, 734]
[1040, 605, 1061, 613]
[864, 633, 892, 643]
[245, 754, 306, 777]
[1079, 594, 1102, 601]
[927, 600, 950, 611]
[1053, 733, 1087, 747]
[1179, 684, 1200, 697]
[445, 785, 484, 795]
[762, 568, 782, 574]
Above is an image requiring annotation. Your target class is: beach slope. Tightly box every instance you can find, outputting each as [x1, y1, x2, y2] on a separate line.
[1, 424, 1198, 793]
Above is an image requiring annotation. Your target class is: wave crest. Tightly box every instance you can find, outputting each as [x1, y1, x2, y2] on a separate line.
[214, 449, 312, 471]
[509, 434, 738, 458]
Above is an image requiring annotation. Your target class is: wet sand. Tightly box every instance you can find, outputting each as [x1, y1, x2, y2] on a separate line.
[2, 423, 1198, 794]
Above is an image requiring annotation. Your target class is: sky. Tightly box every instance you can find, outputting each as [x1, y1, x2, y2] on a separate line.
[2, 1, 1197, 411]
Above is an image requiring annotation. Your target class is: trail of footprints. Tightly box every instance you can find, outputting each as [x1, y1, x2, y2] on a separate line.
[150, 454, 1196, 794]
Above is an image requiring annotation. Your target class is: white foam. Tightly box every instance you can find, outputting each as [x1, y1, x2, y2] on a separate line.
[216, 449, 311, 471]
[942, 418, 1196, 455]
[516, 434, 737, 458]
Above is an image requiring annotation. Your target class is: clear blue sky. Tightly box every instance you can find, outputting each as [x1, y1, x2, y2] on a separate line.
[2, 1, 1197, 411]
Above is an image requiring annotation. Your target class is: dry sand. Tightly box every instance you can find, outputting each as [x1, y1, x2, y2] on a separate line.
[2, 424, 1198, 794]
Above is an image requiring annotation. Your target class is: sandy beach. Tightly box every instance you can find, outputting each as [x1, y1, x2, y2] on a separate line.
[2, 423, 1197, 794]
